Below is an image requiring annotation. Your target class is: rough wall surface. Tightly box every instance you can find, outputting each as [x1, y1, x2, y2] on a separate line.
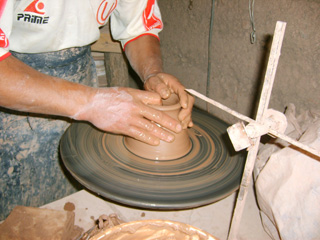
[158, 0, 319, 123]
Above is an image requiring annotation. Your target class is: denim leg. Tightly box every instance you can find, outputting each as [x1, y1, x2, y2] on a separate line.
[0, 46, 97, 220]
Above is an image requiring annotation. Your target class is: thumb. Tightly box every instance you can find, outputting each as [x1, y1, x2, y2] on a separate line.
[130, 89, 162, 106]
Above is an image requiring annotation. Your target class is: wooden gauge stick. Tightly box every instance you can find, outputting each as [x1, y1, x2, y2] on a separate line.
[187, 21, 290, 239]
[187, 21, 319, 239]
[227, 20, 286, 240]
[185, 89, 320, 158]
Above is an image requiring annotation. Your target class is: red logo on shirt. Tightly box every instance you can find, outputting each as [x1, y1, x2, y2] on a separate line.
[0, 28, 9, 48]
[96, 0, 117, 25]
[24, 0, 45, 15]
[0, 0, 8, 19]
[17, 0, 48, 24]
[143, 0, 163, 31]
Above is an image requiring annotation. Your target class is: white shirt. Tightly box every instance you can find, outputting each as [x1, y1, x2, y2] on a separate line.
[0, 0, 163, 59]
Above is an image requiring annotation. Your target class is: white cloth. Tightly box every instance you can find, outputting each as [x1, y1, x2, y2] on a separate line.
[0, 0, 163, 58]
[255, 104, 320, 240]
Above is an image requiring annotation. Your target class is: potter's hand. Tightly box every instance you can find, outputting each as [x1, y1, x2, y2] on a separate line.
[144, 73, 194, 129]
[73, 87, 182, 146]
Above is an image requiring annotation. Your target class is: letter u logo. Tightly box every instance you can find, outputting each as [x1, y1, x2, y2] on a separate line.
[96, 0, 117, 25]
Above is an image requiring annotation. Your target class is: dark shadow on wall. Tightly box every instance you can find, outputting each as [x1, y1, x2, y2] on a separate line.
[249, 34, 273, 119]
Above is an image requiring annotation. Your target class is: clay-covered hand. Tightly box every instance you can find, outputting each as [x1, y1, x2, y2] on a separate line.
[72, 87, 182, 146]
[144, 73, 194, 129]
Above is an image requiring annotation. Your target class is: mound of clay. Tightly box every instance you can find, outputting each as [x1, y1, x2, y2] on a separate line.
[0, 206, 82, 240]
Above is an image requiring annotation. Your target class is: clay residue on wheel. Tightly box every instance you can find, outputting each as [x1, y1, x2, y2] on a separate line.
[63, 202, 75, 212]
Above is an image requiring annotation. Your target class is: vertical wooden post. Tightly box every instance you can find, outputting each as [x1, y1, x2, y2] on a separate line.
[227, 21, 286, 240]
[104, 52, 130, 88]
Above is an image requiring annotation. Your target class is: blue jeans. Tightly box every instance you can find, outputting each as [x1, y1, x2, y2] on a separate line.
[0, 46, 97, 220]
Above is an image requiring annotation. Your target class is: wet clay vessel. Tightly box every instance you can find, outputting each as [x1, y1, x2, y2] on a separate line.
[124, 94, 192, 160]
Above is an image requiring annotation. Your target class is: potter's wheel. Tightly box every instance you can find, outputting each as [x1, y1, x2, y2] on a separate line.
[60, 108, 245, 209]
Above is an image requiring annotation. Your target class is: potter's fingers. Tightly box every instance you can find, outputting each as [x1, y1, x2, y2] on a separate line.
[144, 76, 171, 99]
[156, 73, 192, 109]
[135, 118, 175, 143]
[179, 108, 194, 129]
[167, 82, 189, 109]
[178, 95, 194, 128]
[140, 105, 182, 133]
[129, 88, 162, 106]
[173, 86, 194, 110]
[186, 92, 195, 110]
[126, 126, 160, 146]
[181, 115, 194, 129]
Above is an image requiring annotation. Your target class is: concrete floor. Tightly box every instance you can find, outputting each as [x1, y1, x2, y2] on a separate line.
[43, 180, 272, 240]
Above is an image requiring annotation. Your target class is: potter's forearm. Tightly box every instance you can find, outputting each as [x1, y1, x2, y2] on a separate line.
[0, 55, 182, 145]
[125, 35, 163, 82]
[124, 36, 194, 129]
[0, 55, 95, 117]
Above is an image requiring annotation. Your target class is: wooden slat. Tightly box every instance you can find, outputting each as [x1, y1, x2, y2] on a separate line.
[91, 33, 122, 53]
